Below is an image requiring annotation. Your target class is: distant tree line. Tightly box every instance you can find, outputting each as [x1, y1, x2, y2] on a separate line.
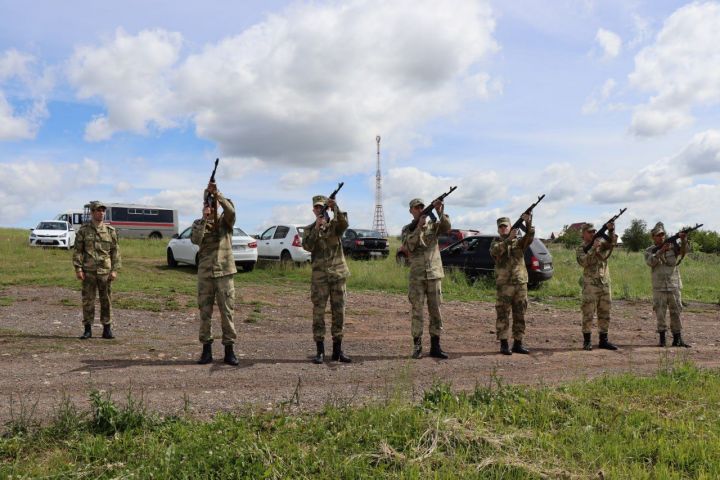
[554, 219, 720, 254]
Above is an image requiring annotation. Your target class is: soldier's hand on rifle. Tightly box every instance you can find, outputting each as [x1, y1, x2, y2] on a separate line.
[418, 215, 427, 229]
[607, 222, 615, 232]
[679, 232, 687, 240]
[203, 205, 212, 220]
[433, 200, 444, 215]
[327, 198, 337, 210]
[660, 242, 671, 253]
[206, 182, 217, 195]
[509, 228, 518, 240]
[521, 213, 531, 225]
[593, 238, 602, 249]
[76, 270, 85, 281]
[316, 215, 327, 228]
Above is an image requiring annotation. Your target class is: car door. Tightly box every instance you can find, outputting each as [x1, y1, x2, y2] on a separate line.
[466, 237, 495, 276]
[258, 226, 276, 259]
[271, 225, 290, 258]
[173, 227, 195, 263]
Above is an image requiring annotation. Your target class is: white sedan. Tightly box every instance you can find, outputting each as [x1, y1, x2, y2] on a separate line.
[166, 226, 258, 271]
[29, 221, 76, 249]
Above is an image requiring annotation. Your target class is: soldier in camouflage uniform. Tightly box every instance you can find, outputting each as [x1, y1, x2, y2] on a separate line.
[401, 198, 451, 359]
[490, 214, 533, 355]
[302, 195, 351, 364]
[191, 182, 239, 365]
[644, 222, 690, 348]
[576, 222, 618, 351]
[73, 201, 121, 339]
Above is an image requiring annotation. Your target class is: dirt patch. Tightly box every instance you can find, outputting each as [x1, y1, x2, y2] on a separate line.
[1, 284, 719, 424]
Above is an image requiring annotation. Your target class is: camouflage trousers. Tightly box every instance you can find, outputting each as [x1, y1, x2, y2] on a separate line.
[197, 274, 237, 345]
[581, 283, 611, 334]
[311, 276, 346, 342]
[409, 278, 443, 339]
[495, 283, 528, 341]
[653, 289, 683, 334]
[81, 271, 112, 326]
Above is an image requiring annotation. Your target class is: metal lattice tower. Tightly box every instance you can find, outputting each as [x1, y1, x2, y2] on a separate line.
[372, 135, 388, 238]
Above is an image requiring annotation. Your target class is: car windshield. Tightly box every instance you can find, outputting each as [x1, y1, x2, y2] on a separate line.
[233, 227, 248, 237]
[37, 222, 66, 230]
[354, 230, 383, 238]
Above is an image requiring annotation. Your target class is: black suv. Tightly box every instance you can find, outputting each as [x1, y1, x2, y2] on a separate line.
[341, 229, 390, 260]
[440, 235, 553, 287]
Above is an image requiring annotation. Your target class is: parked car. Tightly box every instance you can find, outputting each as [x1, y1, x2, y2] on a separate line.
[166, 226, 258, 271]
[29, 220, 76, 249]
[396, 228, 480, 264]
[257, 224, 311, 263]
[341, 229, 389, 259]
[440, 234, 553, 287]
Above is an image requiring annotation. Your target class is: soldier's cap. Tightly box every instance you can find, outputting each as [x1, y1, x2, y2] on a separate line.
[312, 195, 327, 207]
[651, 222, 666, 236]
[409, 198, 425, 209]
[581, 222, 596, 233]
[496, 217, 511, 228]
[89, 201, 107, 211]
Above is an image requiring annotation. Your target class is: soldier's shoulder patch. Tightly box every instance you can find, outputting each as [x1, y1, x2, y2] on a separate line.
[106, 224, 116, 232]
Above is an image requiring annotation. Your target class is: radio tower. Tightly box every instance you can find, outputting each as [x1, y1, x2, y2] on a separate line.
[372, 135, 388, 237]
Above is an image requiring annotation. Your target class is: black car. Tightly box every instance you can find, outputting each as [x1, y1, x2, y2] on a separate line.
[440, 235, 553, 286]
[342, 229, 390, 260]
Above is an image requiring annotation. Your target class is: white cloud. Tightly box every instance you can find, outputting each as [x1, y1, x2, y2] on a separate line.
[68, 0, 499, 167]
[595, 28, 622, 59]
[0, 158, 101, 223]
[279, 170, 320, 189]
[383, 166, 504, 209]
[67, 28, 183, 141]
[582, 78, 617, 114]
[0, 49, 50, 140]
[628, 2, 720, 136]
[138, 188, 203, 218]
[672, 129, 720, 175]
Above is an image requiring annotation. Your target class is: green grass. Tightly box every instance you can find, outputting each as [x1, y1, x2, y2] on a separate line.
[2, 228, 719, 311]
[2, 361, 720, 478]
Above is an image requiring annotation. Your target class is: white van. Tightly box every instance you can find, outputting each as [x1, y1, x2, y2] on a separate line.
[55, 211, 87, 231]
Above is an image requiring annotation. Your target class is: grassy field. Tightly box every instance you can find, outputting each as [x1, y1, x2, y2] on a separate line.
[1, 360, 719, 478]
[1, 228, 719, 310]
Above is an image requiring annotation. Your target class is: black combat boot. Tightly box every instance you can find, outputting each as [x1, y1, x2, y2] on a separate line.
[197, 343, 213, 364]
[331, 339, 352, 363]
[672, 333, 691, 348]
[224, 344, 239, 365]
[79, 324, 92, 340]
[429, 335, 448, 359]
[101, 324, 114, 339]
[511, 339, 529, 354]
[412, 337, 423, 359]
[598, 332, 618, 350]
[658, 331, 666, 347]
[500, 339, 512, 355]
[583, 333, 592, 351]
[312, 341, 325, 364]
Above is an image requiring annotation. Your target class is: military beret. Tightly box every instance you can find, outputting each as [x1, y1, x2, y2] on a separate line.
[651, 222, 666, 236]
[89, 201, 107, 211]
[409, 198, 425, 208]
[312, 195, 327, 207]
[496, 217, 511, 227]
[581, 222, 596, 233]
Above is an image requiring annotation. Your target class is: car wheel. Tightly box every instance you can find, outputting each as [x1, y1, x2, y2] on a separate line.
[149, 231, 162, 240]
[280, 250, 292, 265]
[528, 281, 541, 290]
[396, 253, 408, 266]
[167, 248, 178, 267]
[243, 262, 255, 272]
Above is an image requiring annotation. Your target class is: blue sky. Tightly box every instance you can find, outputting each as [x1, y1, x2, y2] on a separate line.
[1, 0, 718, 237]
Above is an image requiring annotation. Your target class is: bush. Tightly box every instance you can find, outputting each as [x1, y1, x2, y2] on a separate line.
[622, 219, 652, 252]
[557, 225, 582, 249]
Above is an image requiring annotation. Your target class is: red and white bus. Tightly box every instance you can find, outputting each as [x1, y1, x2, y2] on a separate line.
[75, 202, 179, 239]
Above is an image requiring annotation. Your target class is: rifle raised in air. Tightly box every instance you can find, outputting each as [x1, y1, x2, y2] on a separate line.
[204, 158, 220, 227]
[650, 223, 703, 254]
[320, 182, 344, 222]
[511, 194, 545, 232]
[582, 207, 627, 253]
[407, 186, 457, 232]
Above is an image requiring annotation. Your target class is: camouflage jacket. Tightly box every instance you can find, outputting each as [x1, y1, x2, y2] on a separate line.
[644, 239, 687, 291]
[490, 225, 534, 285]
[401, 214, 451, 281]
[576, 234, 617, 287]
[72, 222, 121, 275]
[191, 192, 237, 278]
[302, 204, 350, 281]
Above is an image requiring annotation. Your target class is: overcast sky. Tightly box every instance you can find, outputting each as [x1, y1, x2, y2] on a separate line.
[1, 0, 719, 237]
